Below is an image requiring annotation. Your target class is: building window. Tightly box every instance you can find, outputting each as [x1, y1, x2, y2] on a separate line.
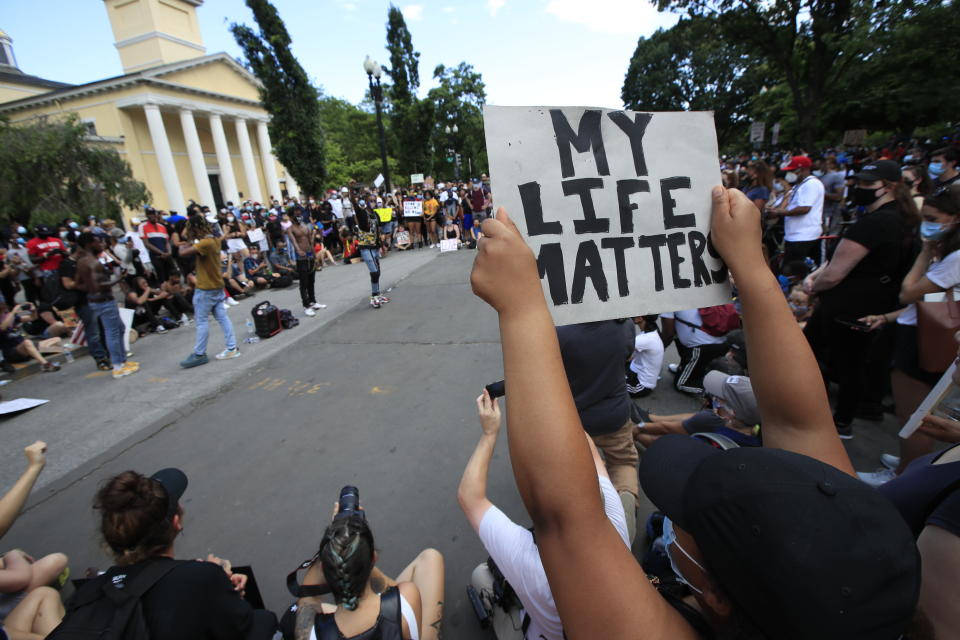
[0, 46, 9, 67]
[83, 120, 98, 136]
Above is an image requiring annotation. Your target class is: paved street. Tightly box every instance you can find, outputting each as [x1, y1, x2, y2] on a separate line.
[0, 249, 902, 638]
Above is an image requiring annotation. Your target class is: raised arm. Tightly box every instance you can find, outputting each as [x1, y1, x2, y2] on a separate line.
[457, 390, 500, 532]
[470, 209, 696, 639]
[0, 442, 46, 539]
[710, 187, 854, 475]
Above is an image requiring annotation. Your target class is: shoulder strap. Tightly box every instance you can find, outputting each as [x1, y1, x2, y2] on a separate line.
[672, 315, 703, 332]
[380, 586, 401, 624]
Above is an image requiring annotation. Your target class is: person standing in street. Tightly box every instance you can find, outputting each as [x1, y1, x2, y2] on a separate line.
[287, 214, 322, 317]
[176, 215, 239, 368]
[74, 232, 138, 379]
[355, 201, 389, 309]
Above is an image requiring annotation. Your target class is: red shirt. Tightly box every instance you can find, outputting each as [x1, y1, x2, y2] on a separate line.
[25, 237, 66, 272]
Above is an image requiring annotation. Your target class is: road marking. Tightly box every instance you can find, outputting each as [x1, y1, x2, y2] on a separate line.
[247, 376, 331, 396]
[85, 371, 110, 379]
[370, 385, 396, 395]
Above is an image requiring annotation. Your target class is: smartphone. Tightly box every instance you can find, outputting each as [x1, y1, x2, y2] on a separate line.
[834, 318, 870, 331]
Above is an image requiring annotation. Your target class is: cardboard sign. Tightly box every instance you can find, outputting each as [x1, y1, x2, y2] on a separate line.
[403, 200, 423, 217]
[483, 105, 730, 326]
[410, 173, 425, 184]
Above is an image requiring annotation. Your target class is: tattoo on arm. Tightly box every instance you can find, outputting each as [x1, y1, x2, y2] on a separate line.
[294, 603, 317, 640]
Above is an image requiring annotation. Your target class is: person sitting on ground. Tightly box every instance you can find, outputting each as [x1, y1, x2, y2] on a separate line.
[222, 255, 255, 299]
[243, 247, 272, 289]
[788, 285, 814, 327]
[158, 272, 193, 324]
[0, 303, 60, 372]
[634, 371, 762, 449]
[123, 276, 179, 334]
[626, 315, 663, 398]
[341, 230, 361, 264]
[459, 390, 628, 640]
[0, 441, 68, 639]
[268, 240, 297, 281]
[660, 308, 732, 394]
[442, 216, 461, 246]
[52, 468, 277, 639]
[290, 500, 444, 640]
[394, 224, 412, 251]
[19, 302, 70, 340]
[311, 239, 336, 271]
[468, 190, 924, 640]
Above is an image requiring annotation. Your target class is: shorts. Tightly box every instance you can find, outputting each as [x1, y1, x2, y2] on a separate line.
[463, 213, 473, 230]
[894, 324, 943, 386]
[380, 221, 395, 234]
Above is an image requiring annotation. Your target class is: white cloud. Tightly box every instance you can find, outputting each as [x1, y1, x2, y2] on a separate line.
[488, 0, 507, 17]
[336, 0, 357, 10]
[403, 4, 424, 20]
[441, 6, 455, 13]
[545, 0, 672, 35]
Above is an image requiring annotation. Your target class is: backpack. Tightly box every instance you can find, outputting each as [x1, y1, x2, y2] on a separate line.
[675, 304, 741, 337]
[279, 309, 299, 330]
[48, 559, 182, 640]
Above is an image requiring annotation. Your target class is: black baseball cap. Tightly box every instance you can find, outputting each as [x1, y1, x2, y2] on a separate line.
[639, 435, 919, 639]
[852, 159, 901, 183]
[150, 468, 188, 519]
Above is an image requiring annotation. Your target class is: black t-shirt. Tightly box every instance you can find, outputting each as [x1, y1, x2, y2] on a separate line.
[557, 320, 633, 436]
[266, 220, 284, 243]
[840, 202, 908, 280]
[80, 558, 257, 640]
[879, 444, 960, 539]
[57, 257, 85, 305]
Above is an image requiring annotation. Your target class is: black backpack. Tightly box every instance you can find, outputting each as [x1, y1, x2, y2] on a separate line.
[48, 559, 182, 640]
[279, 309, 299, 330]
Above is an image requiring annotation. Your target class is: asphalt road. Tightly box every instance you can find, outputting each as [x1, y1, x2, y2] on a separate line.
[1, 248, 902, 639]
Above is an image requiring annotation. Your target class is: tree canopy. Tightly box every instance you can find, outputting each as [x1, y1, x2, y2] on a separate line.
[427, 63, 488, 179]
[231, 0, 326, 197]
[0, 115, 149, 226]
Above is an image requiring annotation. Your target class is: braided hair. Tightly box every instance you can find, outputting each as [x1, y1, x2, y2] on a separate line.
[184, 214, 212, 242]
[319, 516, 375, 611]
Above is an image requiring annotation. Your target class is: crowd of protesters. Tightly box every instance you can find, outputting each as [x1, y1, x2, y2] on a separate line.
[0, 176, 494, 379]
[3, 140, 960, 640]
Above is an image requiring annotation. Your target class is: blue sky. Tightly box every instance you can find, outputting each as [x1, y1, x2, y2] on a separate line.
[3, 0, 677, 108]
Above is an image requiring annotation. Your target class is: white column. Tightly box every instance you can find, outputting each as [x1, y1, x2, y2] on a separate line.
[233, 118, 263, 204]
[256, 120, 282, 203]
[143, 104, 185, 214]
[285, 171, 301, 200]
[179, 108, 215, 209]
[208, 113, 240, 206]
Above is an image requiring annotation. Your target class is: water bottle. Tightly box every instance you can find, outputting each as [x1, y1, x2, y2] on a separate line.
[62, 344, 74, 364]
[246, 318, 254, 335]
[244, 336, 260, 344]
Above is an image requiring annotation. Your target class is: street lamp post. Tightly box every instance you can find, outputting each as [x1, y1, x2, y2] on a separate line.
[444, 123, 460, 180]
[364, 55, 391, 193]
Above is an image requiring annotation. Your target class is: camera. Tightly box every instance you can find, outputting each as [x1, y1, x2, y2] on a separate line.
[336, 485, 364, 521]
[485, 380, 505, 399]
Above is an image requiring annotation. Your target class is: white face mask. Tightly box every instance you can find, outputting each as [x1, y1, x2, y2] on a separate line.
[774, 182, 785, 193]
[812, 170, 824, 178]
[785, 172, 798, 184]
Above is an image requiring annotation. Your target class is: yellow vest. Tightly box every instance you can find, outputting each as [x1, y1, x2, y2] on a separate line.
[374, 207, 394, 223]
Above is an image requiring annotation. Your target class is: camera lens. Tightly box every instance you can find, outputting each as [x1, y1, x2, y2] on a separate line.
[336, 485, 362, 520]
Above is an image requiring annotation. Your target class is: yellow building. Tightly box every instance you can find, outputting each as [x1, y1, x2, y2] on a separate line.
[0, 0, 303, 221]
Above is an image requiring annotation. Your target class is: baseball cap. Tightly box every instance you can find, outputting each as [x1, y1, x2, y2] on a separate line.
[852, 159, 901, 183]
[108, 228, 125, 239]
[703, 371, 760, 426]
[341, 187, 349, 193]
[639, 436, 920, 639]
[723, 329, 747, 369]
[782, 155, 812, 171]
[130, 217, 141, 225]
[150, 468, 188, 519]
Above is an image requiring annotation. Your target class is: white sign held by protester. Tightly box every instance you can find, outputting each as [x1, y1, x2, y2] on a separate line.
[403, 200, 423, 218]
[439, 239, 459, 252]
[373, 173, 385, 188]
[410, 173, 425, 184]
[483, 105, 730, 326]
[749, 121, 765, 144]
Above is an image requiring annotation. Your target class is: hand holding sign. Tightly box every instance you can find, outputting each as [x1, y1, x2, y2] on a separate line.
[708, 186, 764, 274]
[471, 208, 543, 316]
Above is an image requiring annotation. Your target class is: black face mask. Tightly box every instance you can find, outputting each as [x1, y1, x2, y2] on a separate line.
[852, 186, 882, 206]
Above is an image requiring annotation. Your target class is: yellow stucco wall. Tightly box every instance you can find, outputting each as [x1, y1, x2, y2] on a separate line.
[0, 80, 51, 105]
[158, 64, 261, 103]
[105, 0, 205, 73]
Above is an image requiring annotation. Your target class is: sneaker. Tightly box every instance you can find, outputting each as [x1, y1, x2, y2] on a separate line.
[179, 314, 190, 324]
[40, 361, 61, 373]
[880, 453, 900, 470]
[376, 296, 390, 305]
[836, 422, 854, 440]
[667, 363, 679, 374]
[180, 352, 209, 368]
[857, 468, 896, 487]
[226, 298, 240, 306]
[215, 348, 241, 360]
[304, 307, 316, 317]
[112, 366, 132, 379]
[123, 361, 140, 373]
[95, 357, 112, 371]
[310, 302, 327, 310]
[155, 325, 166, 334]
[370, 297, 381, 309]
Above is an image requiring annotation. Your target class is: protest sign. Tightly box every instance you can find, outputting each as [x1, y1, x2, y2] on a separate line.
[749, 121, 765, 144]
[483, 105, 730, 326]
[439, 239, 459, 252]
[226, 238, 247, 254]
[403, 200, 423, 218]
[410, 173, 425, 184]
[374, 173, 385, 188]
[771, 122, 781, 146]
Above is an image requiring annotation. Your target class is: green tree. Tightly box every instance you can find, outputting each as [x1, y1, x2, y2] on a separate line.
[427, 63, 488, 178]
[384, 5, 434, 178]
[622, 16, 770, 148]
[231, 0, 325, 197]
[317, 97, 399, 189]
[0, 115, 149, 226]
[656, 0, 907, 149]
